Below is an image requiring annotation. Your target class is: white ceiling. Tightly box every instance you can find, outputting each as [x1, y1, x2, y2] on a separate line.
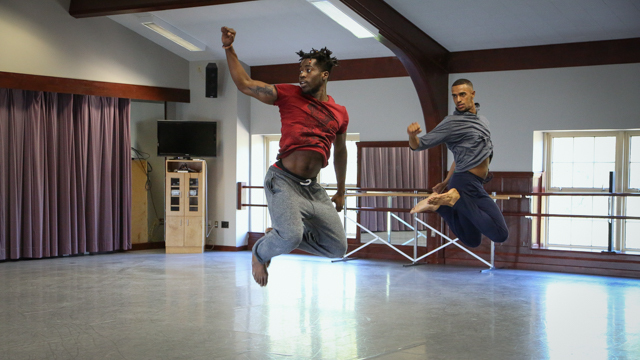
[108, 0, 640, 66]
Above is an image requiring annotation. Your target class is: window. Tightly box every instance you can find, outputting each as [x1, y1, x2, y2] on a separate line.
[262, 134, 360, 237]
[544, 131, 640, 252]
[626, 135, 640, 250]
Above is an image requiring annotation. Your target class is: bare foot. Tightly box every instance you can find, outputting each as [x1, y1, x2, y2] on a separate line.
[252, 253, 269, 287]
[410, 193, 440, 214]
[427, 188, 460, 207]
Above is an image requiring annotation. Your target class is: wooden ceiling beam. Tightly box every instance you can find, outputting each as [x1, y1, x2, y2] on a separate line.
[339, 0, 450, 130]
[251, 57, 408, 84]
[450, 37, 640, 73]
[69, 0, 257, 18]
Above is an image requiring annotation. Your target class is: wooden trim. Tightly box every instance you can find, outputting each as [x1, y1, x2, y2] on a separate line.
[449, 38, 640, 73]
[445, 248, 640, 278]
[0, 72, 190, 102]
[246, 232, 263, 250]
[533, 173, 544, 249]
[131, 241, 165, 250]
[250, 57, 408, 84]
[213, 245, 248, 251]
[490, 171, 534, 178]
[357, 140, 409, 148]
[237, 182, 246, 210]
[69, 0, 257, 18]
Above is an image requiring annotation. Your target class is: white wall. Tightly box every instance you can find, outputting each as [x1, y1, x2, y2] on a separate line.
[0, 0, 188, 88]
[250, 64, 640, 172]
[451, 63, 640, 171]
[175, 61, 250, 248]
[236, 78, 251, 247]
[250, 76, 423, 141]
[130, 100, 166, 242]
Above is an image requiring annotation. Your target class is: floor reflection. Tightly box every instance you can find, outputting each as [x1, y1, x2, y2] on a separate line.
[1, 250, 639, 359]
[544, 279, 640, 359]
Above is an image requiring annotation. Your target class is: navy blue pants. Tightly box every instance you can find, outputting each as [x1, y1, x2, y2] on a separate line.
[435, 171, 509, 248]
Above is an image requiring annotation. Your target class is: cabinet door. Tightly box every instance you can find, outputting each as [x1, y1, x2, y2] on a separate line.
[186, 173, 204, 217]
[184, 217, 204, 248]
[165, 217, 184, 247]
[166, 173, 186, 216]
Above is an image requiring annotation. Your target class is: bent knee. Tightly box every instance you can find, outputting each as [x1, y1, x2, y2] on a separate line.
[272, 228, 304, 251]
[328, 235, 348, 258]
[493, 228, 509, 243]
[331, 241, 348, 258]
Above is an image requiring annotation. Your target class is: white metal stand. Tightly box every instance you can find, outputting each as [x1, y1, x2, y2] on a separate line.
[332, 191, 514, 272]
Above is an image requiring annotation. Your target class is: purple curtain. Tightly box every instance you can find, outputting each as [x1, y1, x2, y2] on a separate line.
[360, 146, 430, 231]
[0, 89, 131, 260]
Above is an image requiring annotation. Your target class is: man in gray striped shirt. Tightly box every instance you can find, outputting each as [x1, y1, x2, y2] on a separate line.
[407, 79, 508, 248]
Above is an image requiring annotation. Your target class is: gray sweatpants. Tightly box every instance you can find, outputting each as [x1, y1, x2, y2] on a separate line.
[252, 165, 348, 264]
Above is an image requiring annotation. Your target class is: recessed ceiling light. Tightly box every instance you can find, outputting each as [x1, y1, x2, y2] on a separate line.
[307, 0, 376, 39]
[139, 14, 206, 52]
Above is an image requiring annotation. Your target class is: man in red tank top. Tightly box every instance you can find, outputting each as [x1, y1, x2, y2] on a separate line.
[222, 26, 349, 286]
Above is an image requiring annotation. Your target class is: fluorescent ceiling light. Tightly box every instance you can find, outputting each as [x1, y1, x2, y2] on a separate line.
[139, 14, 205, 51]
[307, 0, 376, 38]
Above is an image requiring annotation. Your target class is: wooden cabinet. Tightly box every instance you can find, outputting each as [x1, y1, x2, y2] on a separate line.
[131, 159, 149, 244]
[164, 160, 206, 253]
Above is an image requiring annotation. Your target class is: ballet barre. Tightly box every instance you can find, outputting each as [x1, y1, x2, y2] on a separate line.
[333, 191, 522, 271]
[237, 182, 639, 265]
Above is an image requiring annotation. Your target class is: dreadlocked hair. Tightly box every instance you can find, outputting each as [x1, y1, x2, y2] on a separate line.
[296, 47, 339, 73]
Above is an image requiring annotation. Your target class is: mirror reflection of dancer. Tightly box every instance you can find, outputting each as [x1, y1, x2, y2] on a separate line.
[222, 26, 349, 286]
[407, 79, 508, 248]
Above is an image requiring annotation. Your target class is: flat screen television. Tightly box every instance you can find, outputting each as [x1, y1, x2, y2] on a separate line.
[157, 120, 217, 158]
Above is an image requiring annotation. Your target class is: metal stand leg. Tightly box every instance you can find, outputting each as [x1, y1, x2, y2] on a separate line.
[413, 210, 418, 261]
[404, 215, 428, 267]
[387, 196, 392, 243]
[480, 241, 496, 273]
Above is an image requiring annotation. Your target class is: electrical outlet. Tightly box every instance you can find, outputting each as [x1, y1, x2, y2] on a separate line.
[221, 221, 229, 228]
[431, 230, 436, 238]
[214, 221, 219, 228]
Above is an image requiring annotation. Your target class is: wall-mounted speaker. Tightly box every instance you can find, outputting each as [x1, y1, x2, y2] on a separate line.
[205, 63, 218, 98]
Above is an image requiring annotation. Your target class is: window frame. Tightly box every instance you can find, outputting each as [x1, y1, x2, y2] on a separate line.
[622, 131, 640, 252]
[543, 129, 640, 252]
